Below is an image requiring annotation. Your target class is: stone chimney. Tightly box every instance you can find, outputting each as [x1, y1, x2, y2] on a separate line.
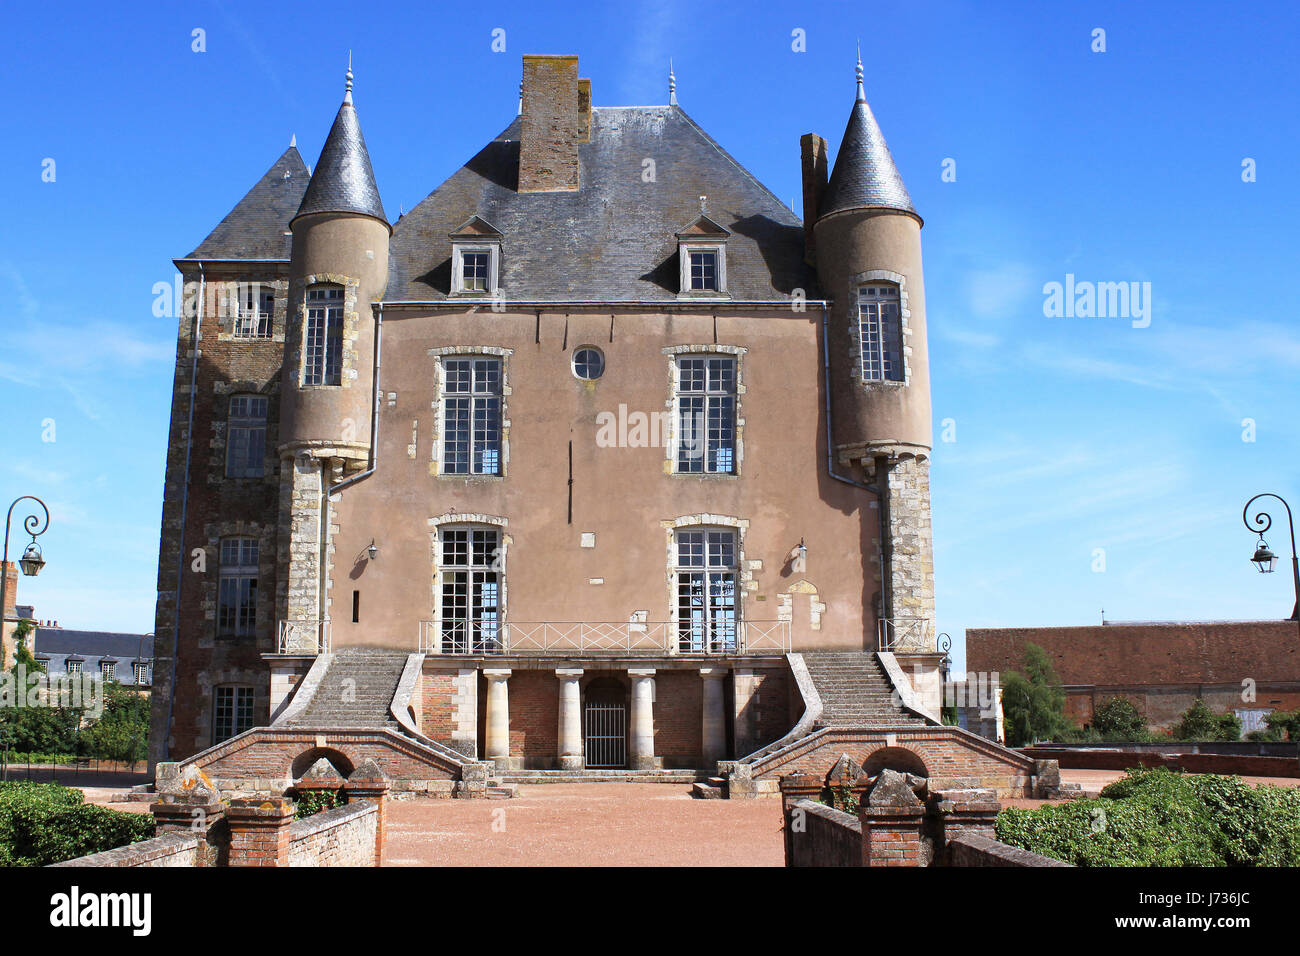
[800, 133, 828, 265]
[518, 55, 586, 192]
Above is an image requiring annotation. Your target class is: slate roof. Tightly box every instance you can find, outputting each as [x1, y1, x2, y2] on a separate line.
[820, 89, 916, 220]
[185, 146, 309, 260]
[294, 99, 387, 226]
[34, 629, 154, 662]
[386, 107, 813, 302]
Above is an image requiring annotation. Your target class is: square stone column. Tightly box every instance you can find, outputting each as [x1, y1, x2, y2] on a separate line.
[732, 667, 759, 758]
[556, 668, 584, 770]
[628, 668, 656, 771]
[483, 668, 517, 771]
[700, 666, 728, 771]
[344, 758, 392, 867]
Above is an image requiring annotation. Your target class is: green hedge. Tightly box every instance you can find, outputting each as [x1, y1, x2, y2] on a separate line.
[0, 781, 155, 866]
[995, 767, 1300, 866]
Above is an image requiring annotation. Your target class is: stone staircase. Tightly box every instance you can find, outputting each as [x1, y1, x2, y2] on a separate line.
[801, 651, 931, 728]
[282, 648, 409, 729]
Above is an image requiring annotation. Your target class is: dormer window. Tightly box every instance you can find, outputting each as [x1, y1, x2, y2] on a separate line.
[676, 199, 729, 298]
[449, 216, 503, 296]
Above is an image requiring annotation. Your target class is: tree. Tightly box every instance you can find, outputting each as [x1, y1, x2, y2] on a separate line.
[1001, 642, 1072, 747]
[1173, 699, 1241, 742]
[80, 682, 150, 765]
[1092, 696, 1147, 741]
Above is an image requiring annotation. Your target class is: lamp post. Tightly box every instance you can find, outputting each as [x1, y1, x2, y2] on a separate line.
[1242, 493, 1299, 640]
[1, 496, 50, 656]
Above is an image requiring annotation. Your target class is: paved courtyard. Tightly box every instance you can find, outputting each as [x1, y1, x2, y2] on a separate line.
[382, 783, 786, 867]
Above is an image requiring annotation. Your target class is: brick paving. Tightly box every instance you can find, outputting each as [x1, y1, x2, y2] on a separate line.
[382, 783, 785, 867]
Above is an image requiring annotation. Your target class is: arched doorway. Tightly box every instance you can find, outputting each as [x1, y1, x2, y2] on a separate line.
[583, 677, 627, 769]
[863, 746, 928, 779]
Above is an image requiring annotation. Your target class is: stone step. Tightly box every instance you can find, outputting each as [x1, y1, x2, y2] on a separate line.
[486, 784, 518, 799]
[691, 782, 722, 799]
[496, 769, 700, 784]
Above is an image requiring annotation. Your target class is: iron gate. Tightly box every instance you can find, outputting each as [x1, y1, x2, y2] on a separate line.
[584, 700, 627, 768]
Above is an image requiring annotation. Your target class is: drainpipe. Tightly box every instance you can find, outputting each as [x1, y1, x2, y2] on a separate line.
[162, 262, 203, 761]
[819, 303, 890, 645]
[316, 304, 384, 638]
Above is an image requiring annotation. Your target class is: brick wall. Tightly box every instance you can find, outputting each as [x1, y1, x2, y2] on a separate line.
[946, 833, 1071, 867]
[504, 670, 559, 768]
[753, 726, 1036, 797]
[151, 270, 290, 767]
[420, 670, 456, 743]
[1023, 746, 1300, 778]
[287, 802, 378, 866]
[752, 668, 791, 754]
[786, 799, 861, 867]
[654, 671, 703, 768]
[49, 832, 203, 868]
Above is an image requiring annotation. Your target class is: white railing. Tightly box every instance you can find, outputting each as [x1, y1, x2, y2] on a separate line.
[417, 620, 790, 656]
[232, 310, 272, 338]
[278, 619, 331, 655]
[877, 617, 933, 652]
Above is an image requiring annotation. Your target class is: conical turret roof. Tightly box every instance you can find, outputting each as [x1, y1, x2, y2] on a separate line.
[294, 71, 387, 227]
[819, 59, 916, 221]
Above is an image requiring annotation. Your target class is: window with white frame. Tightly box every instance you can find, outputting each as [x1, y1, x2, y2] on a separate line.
[438, 526, 502, 653]
[442, 357, 502, 475]
[225, 395, 268, 478]
[217, 538, 259, 639]
[233, 282, 274, 338]
[303, 285, 344, 385]
[675, 528, 738, 652]
[100, 660, 116, 681]
[676, 355, 736, 474]
[214, 685, 256, 743]
[858, 284, 904, 383]
[451, 244, 499, 295]
[679, 243, 726, 294]
[66, 659, 83, 675]
[133, 663, 150, 685]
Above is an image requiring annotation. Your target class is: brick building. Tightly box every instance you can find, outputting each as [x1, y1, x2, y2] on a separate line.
[966, 620, 1300, 733]
[147, 52, 985, 785]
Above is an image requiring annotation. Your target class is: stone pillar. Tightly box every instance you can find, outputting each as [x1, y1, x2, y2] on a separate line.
[344, 758, 391, 867]
[700, 667, 728, 771]
[732, 668, 759, 758]
[484, 669, 514, 771]
[628, 668, 656, 771]
[859, 770, 928, 867]
[556, 668, 584, 770]
[226, 797, 295, 867]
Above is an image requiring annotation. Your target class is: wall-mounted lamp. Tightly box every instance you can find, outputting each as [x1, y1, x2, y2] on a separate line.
[367, 539, 379, 561]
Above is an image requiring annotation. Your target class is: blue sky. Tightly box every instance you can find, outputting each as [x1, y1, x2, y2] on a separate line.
[1, 1, 1296, 672]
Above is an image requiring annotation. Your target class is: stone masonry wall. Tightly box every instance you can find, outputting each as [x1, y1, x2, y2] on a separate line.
[287, 801, 378, 866]
[885, 455, 933, 649]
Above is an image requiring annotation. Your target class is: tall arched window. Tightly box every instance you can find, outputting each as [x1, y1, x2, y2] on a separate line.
[858, 283, 904, 382]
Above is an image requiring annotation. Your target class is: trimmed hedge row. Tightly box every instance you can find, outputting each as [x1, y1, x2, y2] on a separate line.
[0, 781, 155, 867]
[995, 767, 1300, 866]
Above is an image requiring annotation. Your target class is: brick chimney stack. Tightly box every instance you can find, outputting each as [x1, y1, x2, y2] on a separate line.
[799, 133, 828, 265]
[518, 55, 588, 192]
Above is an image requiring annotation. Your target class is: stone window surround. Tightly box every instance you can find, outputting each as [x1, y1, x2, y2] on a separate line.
[661, 344, 747, 478]
[290, 273, 362, 391]
[210, 276, 288, 344]
[677, 240, 729, 298]
[201, 521, 275, 650]
[203, 678, 263, 747]
[427, 346, 513, 479]
[220, 387, 274, 481]
[848, 270, 913, 389]
[427, 513, 511, 646]
[660, 514, 756, 638]
[450, 241, 501, 296]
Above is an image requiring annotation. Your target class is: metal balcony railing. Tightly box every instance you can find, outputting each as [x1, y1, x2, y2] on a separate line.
[877, 616, 933, 652]
[277, 619, 331, 655]
[231, 310, 272, 338]
[417, 620, 790, 656]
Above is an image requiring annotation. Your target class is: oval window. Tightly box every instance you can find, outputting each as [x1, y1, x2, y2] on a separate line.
[572, 346, 605, 380]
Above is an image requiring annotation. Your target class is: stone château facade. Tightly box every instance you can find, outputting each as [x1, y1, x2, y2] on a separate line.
[147, 53, 958, 785]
